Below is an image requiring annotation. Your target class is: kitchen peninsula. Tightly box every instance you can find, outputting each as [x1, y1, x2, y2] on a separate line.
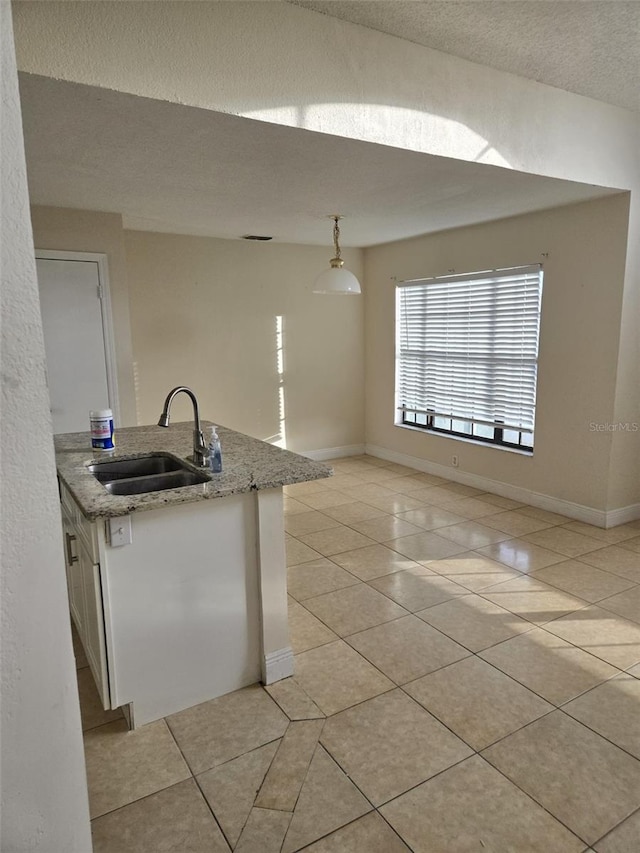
[55, 422, 331, 727]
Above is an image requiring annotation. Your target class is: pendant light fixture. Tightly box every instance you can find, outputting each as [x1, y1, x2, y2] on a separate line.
[313, 215, 361, 295]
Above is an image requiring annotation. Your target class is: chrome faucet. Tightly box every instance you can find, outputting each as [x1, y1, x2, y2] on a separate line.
[157, 386, 210, 468]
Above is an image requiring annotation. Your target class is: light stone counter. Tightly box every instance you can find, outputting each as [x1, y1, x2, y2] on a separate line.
[55, 421, 332, 520]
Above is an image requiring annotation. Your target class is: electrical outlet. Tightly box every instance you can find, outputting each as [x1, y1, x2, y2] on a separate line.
[109, 515, 132, 547]
[451, 454, 459, 468]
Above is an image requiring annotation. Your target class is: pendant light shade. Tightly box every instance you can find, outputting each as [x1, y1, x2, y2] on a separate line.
[313, 215, 361, 295]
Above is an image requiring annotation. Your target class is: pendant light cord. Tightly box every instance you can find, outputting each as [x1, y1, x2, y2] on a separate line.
[333, 216, 342, 261]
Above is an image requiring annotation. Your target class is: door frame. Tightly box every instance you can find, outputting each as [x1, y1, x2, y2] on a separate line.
[35, 249, 121, 426]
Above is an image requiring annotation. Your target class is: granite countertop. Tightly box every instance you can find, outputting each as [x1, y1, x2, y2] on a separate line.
[55, 421, 332, 520]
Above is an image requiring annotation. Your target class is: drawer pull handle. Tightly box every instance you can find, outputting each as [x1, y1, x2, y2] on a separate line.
[65, 532, 78, 565]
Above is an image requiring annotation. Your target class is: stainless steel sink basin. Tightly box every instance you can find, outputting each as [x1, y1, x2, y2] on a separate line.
[103, 469, 210, 495]
[88, 454, 186, 482]
[88, 453, 210, 495]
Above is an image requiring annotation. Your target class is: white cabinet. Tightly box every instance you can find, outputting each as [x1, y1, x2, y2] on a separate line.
[59, 480, 292, 727]
[60, 482, 110, 709]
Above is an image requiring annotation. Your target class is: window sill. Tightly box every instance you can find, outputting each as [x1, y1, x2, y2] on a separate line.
[394, 422, 534, 457]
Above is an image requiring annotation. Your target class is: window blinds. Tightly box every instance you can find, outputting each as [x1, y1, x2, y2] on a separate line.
[396, 265, 543, 433]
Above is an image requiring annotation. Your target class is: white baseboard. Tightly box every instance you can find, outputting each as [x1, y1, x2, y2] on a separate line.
[301, 444, 365, 462]
[262, 647, 294, 685]
[365, 443, 640, 529]
[605, 503, 640, 527]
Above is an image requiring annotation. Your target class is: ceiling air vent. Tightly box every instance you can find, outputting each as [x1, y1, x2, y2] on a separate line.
[242, 235, 273, 241]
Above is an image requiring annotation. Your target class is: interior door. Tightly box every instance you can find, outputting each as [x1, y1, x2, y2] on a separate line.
[36, 256, 112, 434]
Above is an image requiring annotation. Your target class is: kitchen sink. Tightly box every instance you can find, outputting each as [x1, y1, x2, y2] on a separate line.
[88, 453, 187, 481]
[88, 453, 210, 495]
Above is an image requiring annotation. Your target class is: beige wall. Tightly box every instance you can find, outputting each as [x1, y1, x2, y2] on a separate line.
[30, 205, 137, 425]
[124, 231, 365, 453]
[364, 194, 631, 511]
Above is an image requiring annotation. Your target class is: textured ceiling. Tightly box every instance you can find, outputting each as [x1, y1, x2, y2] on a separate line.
[290, 1, 640, 112]
[19, 74, 617, 246]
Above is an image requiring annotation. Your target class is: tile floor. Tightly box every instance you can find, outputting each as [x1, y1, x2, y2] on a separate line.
[75, 455, 640, 852]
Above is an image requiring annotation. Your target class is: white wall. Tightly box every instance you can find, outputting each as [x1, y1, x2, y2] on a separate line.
[0, 5, 92, 850]
[31, 205, 137, 426]
[365, 195, 631, 513]
[124, 230, 364, 453]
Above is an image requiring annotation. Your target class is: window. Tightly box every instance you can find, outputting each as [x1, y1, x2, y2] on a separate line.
[395, 265, 543, 452]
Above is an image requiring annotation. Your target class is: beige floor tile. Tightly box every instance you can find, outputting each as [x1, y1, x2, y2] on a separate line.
[416, 594, 533, 651]
[265, 677, 325, 721]
[321, 689, 472, 806]
[562, 674, 640, 758]
[599, 585, 640, 624]
[298, 491, 358, 511]
[325, 473, 369, 490]
[77, 667, 124, 731]
[166, 684, 288, 775]
[403, 472, 449, 487]
[411, 485, 469, 504]
[281, 746, 371, 853]
[84, 719, 191, 819]
[385, 475, 436, 494]
[346, 615, 470, 684]
[594, 809, 640, 852]
[369, 568, 467, 612]
[477, 537, 566, 572]
[380, 755, 584, 853]
[426, 550, 521, 592]
[354, 466, 403, 484]
[544, 605, 640, 669]
[293, 640, 393, 716]
[283, 497, 312, 515]
[321, 501, 388, 524]
[435, 520, 513, 549]
[441, 483, 486, 497]
[349, 515, 424, 542]
[481, 574, 589, 625]
[91, 779, 230, 853]
[384, 462, 420, 476]
[482, 510, 557, 537]
[285, 480, 332, 497]
[361, 493, 427, 514]
[580, 546, 640, 584]
[235, 808, 291, 853]
[302, 811, 411, 852]
[563, 521, 640, 545]
[297, 527, 377, 557]
[284, 511, 341, 537]
[288, 597, 339, 654]
[477, 493, 525, 510]
[302, 583, 407, 636]
[287, 558, 360, 602]
[439, 496, 503, 519]
[405, 656, 553, 750]
[286, 537, 323, 566]
[482, 711, 640, 845]
[388, 530, 468, 562]
[531, 560, 636, 603]
[627, 663, 640, 678]
[518, 506, 572, 525]
[395, 505, 467, 530]
[256, 719, 324, 811]
[340, 483, 397, 502]
[330, 543, 422, 581]
[619, 535, 640, 554]
[523, 528, 605, 558]
[480, 626, 620, 705]
[197, 742, 279, 847]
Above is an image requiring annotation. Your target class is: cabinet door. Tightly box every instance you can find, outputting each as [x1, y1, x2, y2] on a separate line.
[79, 539, 110, 710]
[62, 512, 85, 636]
